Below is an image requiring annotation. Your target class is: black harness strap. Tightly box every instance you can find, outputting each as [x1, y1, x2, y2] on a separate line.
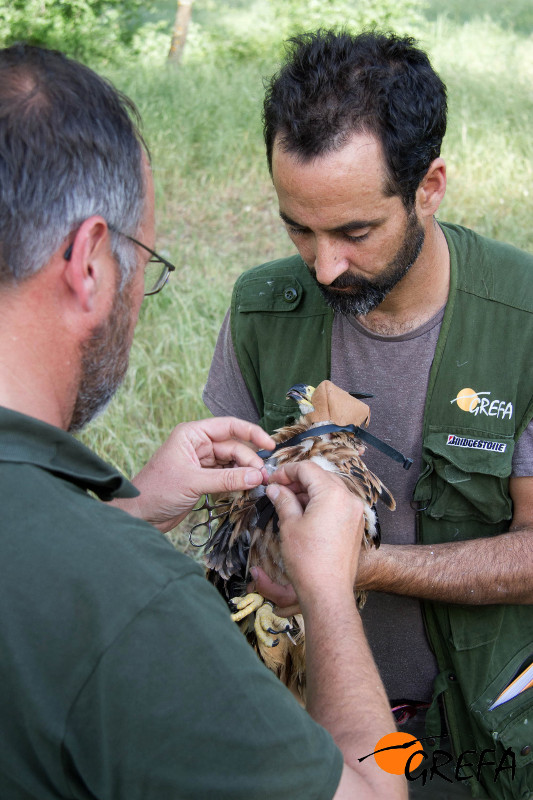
[257, 423, 413, 470]
[254, 493, 279, 533]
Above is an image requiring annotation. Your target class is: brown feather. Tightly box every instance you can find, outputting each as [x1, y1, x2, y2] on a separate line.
[204, 382, 396, 704]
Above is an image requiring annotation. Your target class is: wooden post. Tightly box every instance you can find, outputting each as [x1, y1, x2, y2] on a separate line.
[168, 0, 194, 63]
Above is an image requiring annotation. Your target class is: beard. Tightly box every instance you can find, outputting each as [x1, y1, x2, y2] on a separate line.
[69, 283, 134, 433]
[313, 209, 425, 316]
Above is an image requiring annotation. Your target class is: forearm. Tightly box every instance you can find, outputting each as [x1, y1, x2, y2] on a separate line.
[302, 589, 406, 799]
[358, 527, 533, 604]
[265, 466, 406, 798]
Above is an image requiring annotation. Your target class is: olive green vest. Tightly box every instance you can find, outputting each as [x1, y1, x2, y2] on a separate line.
[230, 223, 533, 799]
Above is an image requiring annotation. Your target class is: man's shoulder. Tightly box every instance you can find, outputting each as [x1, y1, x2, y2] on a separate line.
[231, 253, 329, 317]
[443, 222, 533, 310]
[235, 253, 308, 284]
[0, 457, 200, 590]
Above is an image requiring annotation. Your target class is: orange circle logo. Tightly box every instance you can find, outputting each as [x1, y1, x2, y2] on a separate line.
[373, 732, 424, 775]
[455, 387, 479, 412]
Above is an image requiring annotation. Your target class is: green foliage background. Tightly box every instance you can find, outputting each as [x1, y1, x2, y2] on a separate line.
[1, 0, 531, 546]
[0, 0, 157, 60]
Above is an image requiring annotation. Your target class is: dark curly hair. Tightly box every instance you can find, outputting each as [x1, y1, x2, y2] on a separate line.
[263, 30, 447, 208]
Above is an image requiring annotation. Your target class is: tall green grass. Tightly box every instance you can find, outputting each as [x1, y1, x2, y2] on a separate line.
[79, 9, 533, 548]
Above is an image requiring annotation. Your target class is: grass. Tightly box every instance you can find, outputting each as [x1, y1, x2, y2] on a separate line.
[78, 4, 533, 549]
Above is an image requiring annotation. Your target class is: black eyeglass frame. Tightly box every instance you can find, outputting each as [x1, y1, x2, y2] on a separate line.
[63, 225, 176, 296]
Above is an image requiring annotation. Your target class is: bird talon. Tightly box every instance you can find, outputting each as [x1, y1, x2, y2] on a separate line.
[230, 592, 264, 622]
[255, 602, 292, 648]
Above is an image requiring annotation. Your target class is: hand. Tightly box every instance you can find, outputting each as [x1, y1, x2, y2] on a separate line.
[112, 417, 275, 532]
[248, 567, 300, 617]
[265, 462, 365, 606]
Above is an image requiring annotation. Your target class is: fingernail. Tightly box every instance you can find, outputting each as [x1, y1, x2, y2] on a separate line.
[266, 484, 280, 501]
[245, 469, 262, 486]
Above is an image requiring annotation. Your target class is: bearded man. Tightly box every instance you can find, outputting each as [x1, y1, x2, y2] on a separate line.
[203, 30, 533, 800]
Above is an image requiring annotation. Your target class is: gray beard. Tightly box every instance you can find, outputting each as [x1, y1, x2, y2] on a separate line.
[69, 285, 132, 433]
[313, 213, 425, 317]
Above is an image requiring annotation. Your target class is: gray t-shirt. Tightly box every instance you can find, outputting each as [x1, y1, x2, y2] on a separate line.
[203, 309, 533, 701]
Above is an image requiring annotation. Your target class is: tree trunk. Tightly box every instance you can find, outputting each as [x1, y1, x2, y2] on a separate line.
[168, 0, 193, 63]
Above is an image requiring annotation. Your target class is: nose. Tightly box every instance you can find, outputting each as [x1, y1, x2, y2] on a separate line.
[312, 236, 350, 286]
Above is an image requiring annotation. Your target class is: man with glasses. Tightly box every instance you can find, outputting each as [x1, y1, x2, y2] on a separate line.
[64, 227, 176, 297]
[0, 44, 405, 799]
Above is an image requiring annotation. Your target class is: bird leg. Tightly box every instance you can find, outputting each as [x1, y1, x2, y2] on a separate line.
[230, 595, 296, 648]
[230, 592, 264, 622]
[255, 601, 294, 648]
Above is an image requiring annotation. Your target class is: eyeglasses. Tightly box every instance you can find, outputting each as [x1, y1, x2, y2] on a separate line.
[63, 226, 176, 296]
[108, 226, 176, 296]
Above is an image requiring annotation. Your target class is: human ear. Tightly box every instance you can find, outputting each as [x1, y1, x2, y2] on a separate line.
[62, 217, 111, 313]
[417, 157, 447, 218]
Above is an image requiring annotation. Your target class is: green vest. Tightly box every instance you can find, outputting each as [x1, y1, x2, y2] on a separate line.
[230, 223, 533, 799]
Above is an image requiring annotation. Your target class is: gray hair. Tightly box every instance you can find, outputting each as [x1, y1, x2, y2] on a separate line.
[0, 44, 147, 287]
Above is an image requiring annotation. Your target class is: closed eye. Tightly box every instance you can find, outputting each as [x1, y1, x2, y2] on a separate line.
[286, 225, 370, 244]
[344, 231, 370, 243]
[286, 224, 310, 236]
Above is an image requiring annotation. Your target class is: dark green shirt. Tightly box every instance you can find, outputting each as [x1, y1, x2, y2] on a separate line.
[0, 407, 342, 799]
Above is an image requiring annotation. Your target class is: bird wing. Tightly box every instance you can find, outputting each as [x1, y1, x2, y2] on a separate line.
[303, 431, 396, 511]
[201, 405, 397, 703]
[205, 422, 395, 586]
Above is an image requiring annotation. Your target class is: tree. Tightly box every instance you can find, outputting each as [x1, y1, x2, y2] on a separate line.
[0, 0, 153, 62]
[168, 0, 194, 64]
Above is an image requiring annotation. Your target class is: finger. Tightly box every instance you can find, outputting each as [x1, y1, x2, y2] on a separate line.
[212, 440, 268, 470]
[269, 461, 329, 494]
[294, 490, 310, 508]
[275, 603, 301, 618]
[200, 417, 275, 450]
[269, 484, 309, 509]
[248, 567, 298, 608]
[265, 483, 303, 524]
[194, 466, 265, 495]
[271, 481, 310, 506]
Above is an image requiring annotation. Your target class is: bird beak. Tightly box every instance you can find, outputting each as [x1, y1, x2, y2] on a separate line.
[286, 383, 316, 413]
[286, 383, 313, 401]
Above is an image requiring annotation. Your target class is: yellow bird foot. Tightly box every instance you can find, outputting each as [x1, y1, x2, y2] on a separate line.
[255, 601, 293, 648]
[230, 592, 264, 622]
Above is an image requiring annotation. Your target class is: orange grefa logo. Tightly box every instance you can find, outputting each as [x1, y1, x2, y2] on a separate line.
[359, 733, 516, 787]
[363, 732, 424, 775]
[451, 388, 513, 420]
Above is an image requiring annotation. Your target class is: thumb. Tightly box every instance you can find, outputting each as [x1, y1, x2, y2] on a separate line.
[266, 483, 303, 524]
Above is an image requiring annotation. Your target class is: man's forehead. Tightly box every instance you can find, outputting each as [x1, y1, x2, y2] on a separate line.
[271, 131, 391, 225]
[271, 131, 384, 173]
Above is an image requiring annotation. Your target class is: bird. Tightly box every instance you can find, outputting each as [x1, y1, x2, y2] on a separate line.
[203, 380, 396, 703]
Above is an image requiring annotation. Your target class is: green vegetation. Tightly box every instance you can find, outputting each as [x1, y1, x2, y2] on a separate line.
[0, 0, 157, 61]
[2, 2, 531, 547]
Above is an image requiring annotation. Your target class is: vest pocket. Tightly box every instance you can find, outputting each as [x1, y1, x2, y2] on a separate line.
[469, 644, 533, 797]
[261, 401, 298, 435]
[449, 605, 504, 650]
[419, 428, 514, 524]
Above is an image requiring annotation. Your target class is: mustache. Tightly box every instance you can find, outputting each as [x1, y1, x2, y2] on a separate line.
[308, 268, 377, 292]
